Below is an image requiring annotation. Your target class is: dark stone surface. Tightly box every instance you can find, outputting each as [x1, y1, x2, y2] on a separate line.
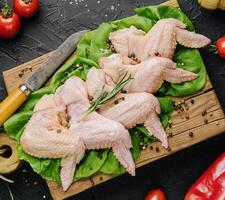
[0, 0, 225, 199]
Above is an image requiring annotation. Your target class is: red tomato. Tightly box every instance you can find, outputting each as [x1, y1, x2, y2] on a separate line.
[145, 189, 166, 200]
[0, 11, 21, 39]
[216, 36, 225, 58]
[14, 0, 39, 19]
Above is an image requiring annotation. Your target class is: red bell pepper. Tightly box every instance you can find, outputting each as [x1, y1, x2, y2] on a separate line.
[185, 152, 225, 200]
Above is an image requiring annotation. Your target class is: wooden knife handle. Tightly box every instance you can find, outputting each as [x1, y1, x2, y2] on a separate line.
[0, 85, 30, 126]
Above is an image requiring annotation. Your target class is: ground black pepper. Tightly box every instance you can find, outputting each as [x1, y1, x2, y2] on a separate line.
[168, 132, 173, 137]
[155, 52, 161, 57]
[88, 95, 93, 101]
[202, 110, 207, 116]
[97, 151, 103, 159]
[18, 73, 23, 78]
[155, 147, 160, 152]
[189, 132, 194, 137]
[114, 99, 119, 104]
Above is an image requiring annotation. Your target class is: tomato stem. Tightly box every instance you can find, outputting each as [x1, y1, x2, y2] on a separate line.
[207, 45, 218, 54]
[22, 0, 33, 4]
[1, 0, 12, 18]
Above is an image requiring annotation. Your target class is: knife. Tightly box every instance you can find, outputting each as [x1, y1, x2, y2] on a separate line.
[0, 30, 89, 126]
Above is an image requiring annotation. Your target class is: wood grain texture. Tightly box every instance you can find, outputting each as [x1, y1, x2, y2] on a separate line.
[2, 0, 225, 199]
[0, 134, 21, 174]
[3, 52, 53, 94]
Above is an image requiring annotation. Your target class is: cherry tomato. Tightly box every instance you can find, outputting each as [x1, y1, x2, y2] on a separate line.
[144, 189, 166, 200]
[0, 10, 21, 39]
[14, 0, 39, 19]
[216, 36, 225, 58]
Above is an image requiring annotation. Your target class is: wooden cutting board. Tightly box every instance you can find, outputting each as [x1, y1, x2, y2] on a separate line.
[2, 0, 225, 199]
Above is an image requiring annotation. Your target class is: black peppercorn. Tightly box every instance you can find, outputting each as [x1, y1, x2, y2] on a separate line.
[155, 147, 160, 152]
[189, 132, 194, 137]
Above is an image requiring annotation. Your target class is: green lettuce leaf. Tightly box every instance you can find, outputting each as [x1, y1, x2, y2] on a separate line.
[166, 48, 206, 96]
[158, 97, 174, 128]
[135, 5, 194, 31]
[111, 15, 154, 32]
[17, 144, 61, 183]
[100, 150, 126, 175]
[4, 111, 32, 140]
[75, 150, 108, 181]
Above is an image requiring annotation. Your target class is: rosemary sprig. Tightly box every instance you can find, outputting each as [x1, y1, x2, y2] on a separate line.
[79, 73, 132, 121]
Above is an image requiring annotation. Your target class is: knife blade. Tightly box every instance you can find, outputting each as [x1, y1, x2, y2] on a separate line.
[26, 30, 88, 91]
[0, 30, 89, 126]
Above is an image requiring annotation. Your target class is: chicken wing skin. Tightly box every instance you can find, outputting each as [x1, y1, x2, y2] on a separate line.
[109, 18, 210, 60]
[20, 94, 81, 159]
[109, 26, 145, 56]
[60, 140, 85, 191]
[99, 54, 198, 94]
[86, 67, 115, 100]
[21, 76, 136, 191]
[65, 77, 135, 176]
[124, 57, 198, 94]
[99, 92, 168, 148]
[20, 91, 86, 191]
